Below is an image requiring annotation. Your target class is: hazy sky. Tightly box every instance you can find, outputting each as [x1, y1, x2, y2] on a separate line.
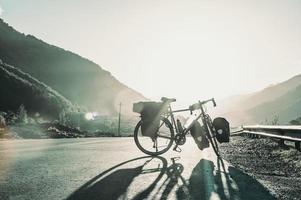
[1, 0, 301, 106]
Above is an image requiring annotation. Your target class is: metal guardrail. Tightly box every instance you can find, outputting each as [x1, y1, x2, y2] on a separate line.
[242, 125, 301, 151]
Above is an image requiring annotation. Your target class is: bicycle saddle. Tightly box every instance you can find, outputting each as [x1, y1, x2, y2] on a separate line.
[161, 97, 176, 103]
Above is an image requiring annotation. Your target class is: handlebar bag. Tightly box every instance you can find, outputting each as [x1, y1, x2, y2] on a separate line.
[133, 102, 167, 137]
[190, 121, 209, 150]
[133, 101, 167, 115]
[213, 117, 230, 143]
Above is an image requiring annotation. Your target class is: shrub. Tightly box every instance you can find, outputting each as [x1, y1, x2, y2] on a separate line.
[290, 117, 301, 125]
[0, 115, 5, 128]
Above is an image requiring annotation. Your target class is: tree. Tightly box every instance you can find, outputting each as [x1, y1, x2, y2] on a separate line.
[59, 110, 67, 125]
[0, 115, 6, 128]
[270, 115, 279, 125]
[290, 117, 301, 125]
[17, 104, 28, 124]
[263, 115, 279, 125]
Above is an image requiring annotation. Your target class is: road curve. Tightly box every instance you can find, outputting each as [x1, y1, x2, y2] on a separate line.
[0, 138, 276, 200]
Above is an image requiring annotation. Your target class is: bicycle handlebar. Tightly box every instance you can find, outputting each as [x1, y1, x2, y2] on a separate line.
[212, 98, 217, 107]
[189, 98, 216, 112]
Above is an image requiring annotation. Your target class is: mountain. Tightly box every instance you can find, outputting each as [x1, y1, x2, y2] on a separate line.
[0, 61, 76, 118]
[216, 74, 301, 126]
[249, 84, 301, 124]
[0, 19, 146, 116]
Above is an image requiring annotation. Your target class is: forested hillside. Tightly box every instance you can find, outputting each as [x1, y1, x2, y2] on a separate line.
[0, 61, 75, 119]
[0, 19, 145, 115]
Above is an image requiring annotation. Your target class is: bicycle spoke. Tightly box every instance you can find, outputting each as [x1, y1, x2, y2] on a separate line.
[155, 139, 158, 152]
[157, 133, 172, 139]
[156, 144, 169, 148]
[158, 121, 165, 129]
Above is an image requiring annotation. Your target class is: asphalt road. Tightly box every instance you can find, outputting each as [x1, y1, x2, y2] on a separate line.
[0, 138, 276, 200]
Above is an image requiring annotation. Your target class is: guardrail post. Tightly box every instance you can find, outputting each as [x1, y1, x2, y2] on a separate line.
[278, 139, 285, 147]
[295, 142, 300, 151]
[278, 130, 285, 147]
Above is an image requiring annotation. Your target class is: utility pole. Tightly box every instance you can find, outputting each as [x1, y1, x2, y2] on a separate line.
[117, 102, 122, 137]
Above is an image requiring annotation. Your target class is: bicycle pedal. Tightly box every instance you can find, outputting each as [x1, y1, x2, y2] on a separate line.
[173, 146, 182, 153]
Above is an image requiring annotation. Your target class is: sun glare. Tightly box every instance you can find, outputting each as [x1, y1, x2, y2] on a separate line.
[85, 112, 97, 120]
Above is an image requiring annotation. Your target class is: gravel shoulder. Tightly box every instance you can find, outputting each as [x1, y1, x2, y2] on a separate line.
[219, 135, 301, 200]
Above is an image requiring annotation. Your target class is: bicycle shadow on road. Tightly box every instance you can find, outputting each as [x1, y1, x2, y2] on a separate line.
[66, 156, 168, 200]
[132, 156, 186, 200]
[177, 158, 277, 200]
[67, 156, 276, 200]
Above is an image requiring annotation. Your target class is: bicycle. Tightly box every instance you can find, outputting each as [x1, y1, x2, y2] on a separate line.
[133, 97, 220, 156]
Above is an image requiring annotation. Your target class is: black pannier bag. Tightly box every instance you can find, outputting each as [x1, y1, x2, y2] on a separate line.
[133, 102, 167, 137]
[190, 121, 209, 150]
[212, 117, 230, 143]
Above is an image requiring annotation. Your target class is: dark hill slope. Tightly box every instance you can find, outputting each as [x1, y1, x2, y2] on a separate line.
[0, 61, 75, 118]
[241, 74, 301, 109]
[216, 74, 301, 125]
[0, 19, 145, 115]
[249, 84, 301, 124]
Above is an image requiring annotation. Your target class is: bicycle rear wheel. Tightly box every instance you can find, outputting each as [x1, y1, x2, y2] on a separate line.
[134, 117, 174, 156]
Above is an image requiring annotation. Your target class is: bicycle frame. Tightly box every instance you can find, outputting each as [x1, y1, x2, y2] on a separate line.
[164, 106, 190, 135]
[163, 103, 205, 135]
[159, 98, 216, 140]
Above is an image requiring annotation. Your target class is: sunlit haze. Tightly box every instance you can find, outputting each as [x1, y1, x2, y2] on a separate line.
[1, 0, 301, 107]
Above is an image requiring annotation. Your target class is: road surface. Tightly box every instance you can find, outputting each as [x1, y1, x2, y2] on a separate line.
[0, 138, 276, 200]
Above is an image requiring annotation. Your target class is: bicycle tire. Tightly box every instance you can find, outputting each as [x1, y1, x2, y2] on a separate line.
[205, 116, 220, 157]
[134, 117, 174, 156]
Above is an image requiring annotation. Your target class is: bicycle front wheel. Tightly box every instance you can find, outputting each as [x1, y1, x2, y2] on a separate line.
[134, 117, 174, 156]
[205, 115, 220, 157]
